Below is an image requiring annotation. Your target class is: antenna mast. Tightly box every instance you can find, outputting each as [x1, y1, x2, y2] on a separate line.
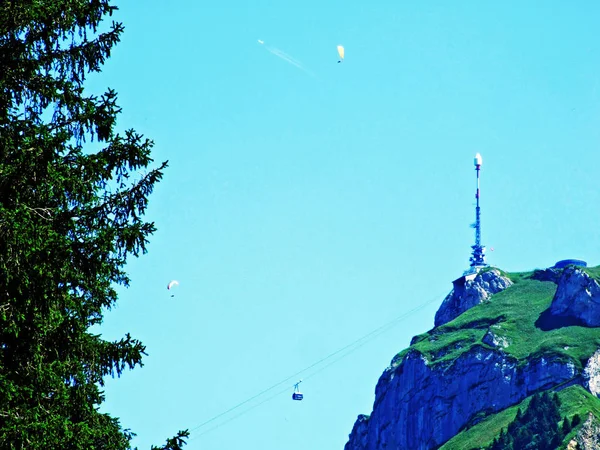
[469, 153, 487, 268]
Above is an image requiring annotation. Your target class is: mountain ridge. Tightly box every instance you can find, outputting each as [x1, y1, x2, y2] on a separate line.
[344, 264, 600, 449]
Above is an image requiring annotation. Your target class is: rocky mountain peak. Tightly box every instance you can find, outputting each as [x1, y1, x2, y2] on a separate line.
[434, 268, 513, 327]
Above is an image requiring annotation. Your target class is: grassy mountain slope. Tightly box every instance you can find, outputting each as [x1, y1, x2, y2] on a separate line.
[393, 267, 600, 372]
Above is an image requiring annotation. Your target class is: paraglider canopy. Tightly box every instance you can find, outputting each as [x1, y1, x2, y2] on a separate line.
[337, 45, 344, 63]
[167, 280, 179, 297]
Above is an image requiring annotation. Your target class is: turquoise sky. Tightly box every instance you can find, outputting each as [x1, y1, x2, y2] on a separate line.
[92, 1, 600, 449]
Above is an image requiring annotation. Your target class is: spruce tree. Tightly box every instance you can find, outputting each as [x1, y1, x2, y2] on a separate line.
[562, 416, 572, 435]
[0, 1, 187, 448]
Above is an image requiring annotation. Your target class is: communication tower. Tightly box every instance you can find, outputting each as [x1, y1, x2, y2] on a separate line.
[469, 153, 488, 269]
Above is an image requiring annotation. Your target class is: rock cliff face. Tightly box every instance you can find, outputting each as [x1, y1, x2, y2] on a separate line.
[344, 347, 576, 450]
[550, 267, 600, 327]
[434, 269, 512, 327]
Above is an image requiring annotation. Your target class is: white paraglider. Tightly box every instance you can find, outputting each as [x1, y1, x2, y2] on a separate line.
[167, 280, 179, 297]
[337, 45, 344, 63]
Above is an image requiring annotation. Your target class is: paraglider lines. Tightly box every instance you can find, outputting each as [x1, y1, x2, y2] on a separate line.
[187, 290, 446, 440]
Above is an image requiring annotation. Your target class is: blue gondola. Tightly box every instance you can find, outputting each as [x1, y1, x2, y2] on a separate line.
[292, 380, 303, 401]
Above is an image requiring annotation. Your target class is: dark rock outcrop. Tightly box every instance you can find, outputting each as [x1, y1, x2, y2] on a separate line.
[532, 267, 562, 283]
[345, 415, 369, 450]
[482, 329, 509, 349]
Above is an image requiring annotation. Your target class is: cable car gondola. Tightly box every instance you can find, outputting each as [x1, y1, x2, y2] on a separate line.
[292, 380, 303, 401]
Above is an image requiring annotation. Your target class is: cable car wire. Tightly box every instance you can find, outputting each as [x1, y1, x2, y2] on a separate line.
[190, 384, 293, 441]
[188, 290, 446, 439]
